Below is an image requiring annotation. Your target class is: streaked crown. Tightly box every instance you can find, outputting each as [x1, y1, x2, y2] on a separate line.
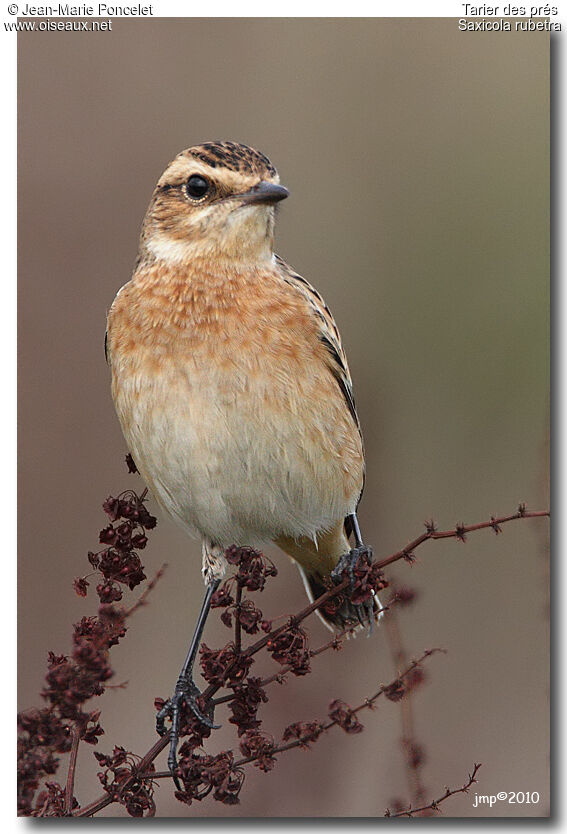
[187, 141, 277, 178]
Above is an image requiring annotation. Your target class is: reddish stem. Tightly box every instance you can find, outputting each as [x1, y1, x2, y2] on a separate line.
[386, 763, 482, 817]
[375, 508, 549, 570]
[64, 724, 81, 816]
[234, 581, 243, 655]
[232, 648, 444, 767]
[70, 506, 547, 816]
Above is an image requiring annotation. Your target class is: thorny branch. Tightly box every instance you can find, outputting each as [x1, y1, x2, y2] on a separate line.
[375, 505, 549, 570]
[212, 630, 350, 707]
[144, 648, 443, 780]
[17, 482, 548, 818]
[384, 588, 430, 813]
[231, 649, 445, 768]
[385, 763, 482, 817]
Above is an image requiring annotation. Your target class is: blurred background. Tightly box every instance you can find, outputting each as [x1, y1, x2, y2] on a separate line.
[18, 19, 549, 818]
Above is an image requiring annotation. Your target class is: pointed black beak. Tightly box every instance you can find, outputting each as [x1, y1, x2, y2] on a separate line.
[240, 181, 289, 206]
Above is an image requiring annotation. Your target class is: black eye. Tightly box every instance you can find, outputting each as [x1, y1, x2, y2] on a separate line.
[186, 174, 210, 201]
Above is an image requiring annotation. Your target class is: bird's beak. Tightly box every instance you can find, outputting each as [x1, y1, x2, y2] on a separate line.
[239, 181, 289, 206]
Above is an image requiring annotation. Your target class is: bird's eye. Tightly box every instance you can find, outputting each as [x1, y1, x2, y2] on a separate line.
[185, 175, 210, 201]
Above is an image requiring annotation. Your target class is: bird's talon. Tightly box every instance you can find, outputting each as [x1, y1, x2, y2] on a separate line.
[331, 545, 377, 630]
[331, 544, 373, 588]
[156, 677, 220, 788]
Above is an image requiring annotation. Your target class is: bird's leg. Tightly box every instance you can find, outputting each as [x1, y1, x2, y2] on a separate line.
[332, 511, 372, 583]
[156, 577, 221, 789]
[349, 511, 364, 549]
[331, 512, 376, 628]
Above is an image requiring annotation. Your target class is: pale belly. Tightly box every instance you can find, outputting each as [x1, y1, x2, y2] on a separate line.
[111, 357, 362, 547]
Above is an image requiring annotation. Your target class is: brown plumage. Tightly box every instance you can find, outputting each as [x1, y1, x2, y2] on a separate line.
[106, 141, 376, 631]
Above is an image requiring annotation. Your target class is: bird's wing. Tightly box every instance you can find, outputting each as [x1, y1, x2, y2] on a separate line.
[274, 255, 365, 519]
[274, 254, 360, 430]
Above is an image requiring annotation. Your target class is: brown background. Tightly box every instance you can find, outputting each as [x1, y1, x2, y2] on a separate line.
[18, 19, 549, 818]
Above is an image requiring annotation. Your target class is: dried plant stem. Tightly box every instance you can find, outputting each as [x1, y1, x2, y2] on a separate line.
[375, 507, 549, 570]
[64, 724, 81, 815]
[385, 763, 482, 817]
[145, 647, 444, 780]
[203, 505, 549, 704]
[67, 505, 547, 817]
[212, 631, 348, 707]
[233, 649, 444, 767]
[384, 609, 428, 812]
[201, 575, 352, 703]
[234, 582, 243, 655]
[213, 607, 387, 708]
[73, 736, 169, 817]
[124, 564, 167, 618]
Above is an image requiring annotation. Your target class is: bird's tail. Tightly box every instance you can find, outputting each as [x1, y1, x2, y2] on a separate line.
[275, 523, 383, 634]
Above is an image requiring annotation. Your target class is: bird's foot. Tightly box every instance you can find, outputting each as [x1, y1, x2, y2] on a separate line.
[156, 675, 220, 790]
[331, 544, 373, 587]
[331, 545, 377, 630]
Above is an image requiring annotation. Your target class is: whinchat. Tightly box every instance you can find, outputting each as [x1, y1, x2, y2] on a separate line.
[106, 142, 380, 778]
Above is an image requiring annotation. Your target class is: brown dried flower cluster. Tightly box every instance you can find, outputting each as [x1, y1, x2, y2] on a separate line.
[17, 474, 548, 818]
[17, 487, 157, 817]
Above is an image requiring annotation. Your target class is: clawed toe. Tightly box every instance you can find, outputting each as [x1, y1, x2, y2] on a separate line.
[156, 677, 220, 790]
[331, 545, 377, 631]
[331, 544, 373, 587]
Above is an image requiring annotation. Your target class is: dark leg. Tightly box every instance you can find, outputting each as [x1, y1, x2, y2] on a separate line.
[333, 512, 372, 583]
[349, 512, 364, 548]
[156, 578, 221, 788]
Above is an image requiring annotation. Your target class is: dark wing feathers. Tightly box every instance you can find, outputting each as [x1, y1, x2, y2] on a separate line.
[274, 256, 365, 521]
[319, 334, 359, 427]
[274, 255, 360, 431]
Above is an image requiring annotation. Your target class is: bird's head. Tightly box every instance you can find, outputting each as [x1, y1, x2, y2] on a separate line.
[140, 141, 289, 267]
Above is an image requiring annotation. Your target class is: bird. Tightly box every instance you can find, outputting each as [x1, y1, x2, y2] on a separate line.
[105, 141, 380, 781]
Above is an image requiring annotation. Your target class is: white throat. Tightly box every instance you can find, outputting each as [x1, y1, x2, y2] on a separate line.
[146, 205, 275, 267]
